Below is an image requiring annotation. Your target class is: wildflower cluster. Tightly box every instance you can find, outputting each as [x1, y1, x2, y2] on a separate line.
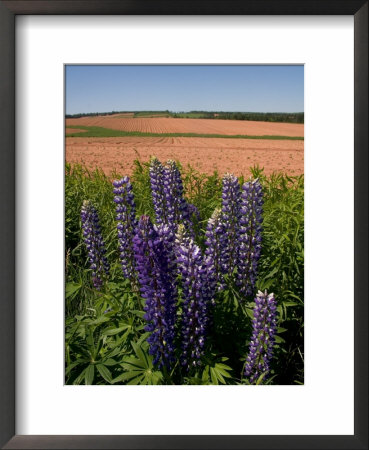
[79, 158, 280, 381]
[80, 200, 110, 289]
[245, 290, 278, 383]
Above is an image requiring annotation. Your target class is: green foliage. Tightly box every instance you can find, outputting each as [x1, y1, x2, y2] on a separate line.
[65, 161, 304, 385]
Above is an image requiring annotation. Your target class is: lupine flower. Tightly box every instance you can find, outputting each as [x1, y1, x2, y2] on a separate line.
[205, 207, 226, 290]
[221, 174, 241, 278]
[237, 179, 263, 297]
[113, 176, 137, 281]
[149, 158, 191, 232]
[80, 200, 110, 290]
[133, 216, 177, 369]
[163, 160, 191, 229]
[245, 290, 277, 383]
[175, 225, 209, 370]
[149, 158, 167, 226]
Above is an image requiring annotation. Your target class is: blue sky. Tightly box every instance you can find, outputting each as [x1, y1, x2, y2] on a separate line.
[65, 65, 304, 115]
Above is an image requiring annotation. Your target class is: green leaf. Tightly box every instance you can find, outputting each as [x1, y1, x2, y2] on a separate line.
[102, 358, 118, 366]
[112, 371, 141, 383]
[96, 364, 112, 384]
[277, 327, 288, 334]
[86, 316, 110, 325]
[73, 368, 87, 385]
[65, 361, 84, 375]
[130, 310, 145, 319]
[102, 325, 131, 336]
[256, 372, 267, 385]
[65, 282, 82, 299]
[210, 367, 220, 385]
[283, 301, 299, 307]
[85, 365, 95, 385]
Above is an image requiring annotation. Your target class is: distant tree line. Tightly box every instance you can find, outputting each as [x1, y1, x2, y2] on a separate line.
[66, 110, 304, 124]
[65, 111, 133, 119]
[172, 111, 304, 123]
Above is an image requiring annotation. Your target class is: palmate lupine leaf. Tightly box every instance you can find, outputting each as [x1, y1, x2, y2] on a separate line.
[201, 360, 233, 385]
[113, 342, 163, 385]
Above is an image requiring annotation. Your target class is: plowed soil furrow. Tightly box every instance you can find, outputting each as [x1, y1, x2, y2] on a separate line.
[66, 136, 304, 177]
[66, 116, 304, 137]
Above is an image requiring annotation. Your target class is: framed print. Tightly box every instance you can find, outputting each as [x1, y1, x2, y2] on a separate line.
[0, 1, 367, 449]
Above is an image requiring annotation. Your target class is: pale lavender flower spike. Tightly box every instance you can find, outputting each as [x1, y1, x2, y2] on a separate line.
[245, 290, 277, 384]
[113, 176, 137, 281]
[80, 200, 110, 290]
[237, 178, 263, 297]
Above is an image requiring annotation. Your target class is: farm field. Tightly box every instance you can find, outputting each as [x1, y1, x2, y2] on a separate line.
[65, 136, 304, 177]
[65, 116, 304, 137]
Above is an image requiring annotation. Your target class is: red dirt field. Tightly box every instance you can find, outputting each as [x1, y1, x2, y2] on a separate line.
[65, 116, 304, 137]
[65, 128, 88, 134]
[66, 136, 304, 177]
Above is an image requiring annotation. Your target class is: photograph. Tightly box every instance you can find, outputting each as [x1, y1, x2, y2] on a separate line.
[65, 64, 304, 386]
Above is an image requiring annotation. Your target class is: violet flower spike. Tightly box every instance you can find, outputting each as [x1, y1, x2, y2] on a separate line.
[149, 157, 167, 226]
[113, 176, 137, 281]
[80, 200, 110, 290]
[237, 179, 263, 297]
[150, 158, 192, 233]
[244, 290, 277, 384]
[221, 173, 241, 278]
[163, 160, 191, 230]
[205, 207, 226, 291]
[175, 225, 208, 371]
[132, 216, 177, 369]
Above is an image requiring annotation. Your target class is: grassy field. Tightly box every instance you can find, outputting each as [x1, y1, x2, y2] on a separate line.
[65, 160, 304, 385]
[133, 111, 171, 118]
[66, 125, 304, 140]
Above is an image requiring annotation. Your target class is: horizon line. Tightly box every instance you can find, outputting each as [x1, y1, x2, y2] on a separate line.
[65, 110, 304, 116]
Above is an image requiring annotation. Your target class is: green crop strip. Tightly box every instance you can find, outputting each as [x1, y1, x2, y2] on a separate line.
[66, 125, 304, 141]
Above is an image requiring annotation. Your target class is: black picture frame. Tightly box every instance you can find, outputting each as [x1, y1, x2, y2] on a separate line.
[0, 1, 367, 449]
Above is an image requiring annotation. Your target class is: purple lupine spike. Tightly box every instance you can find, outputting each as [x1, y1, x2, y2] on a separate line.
[149, 157, 167, 226]
[237, 179, 263, 297]
[175, 225, 209, 371]
[205, 207, 226, 291]
[132, 216, 177, 369]
[81, 200, 110, 290]
[113, 176, 137, 281]
[150, 158, 192, 233]
[245, 290, 278, 384]
[221, 173, 241, 278]
[163, 160, 191, 229]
